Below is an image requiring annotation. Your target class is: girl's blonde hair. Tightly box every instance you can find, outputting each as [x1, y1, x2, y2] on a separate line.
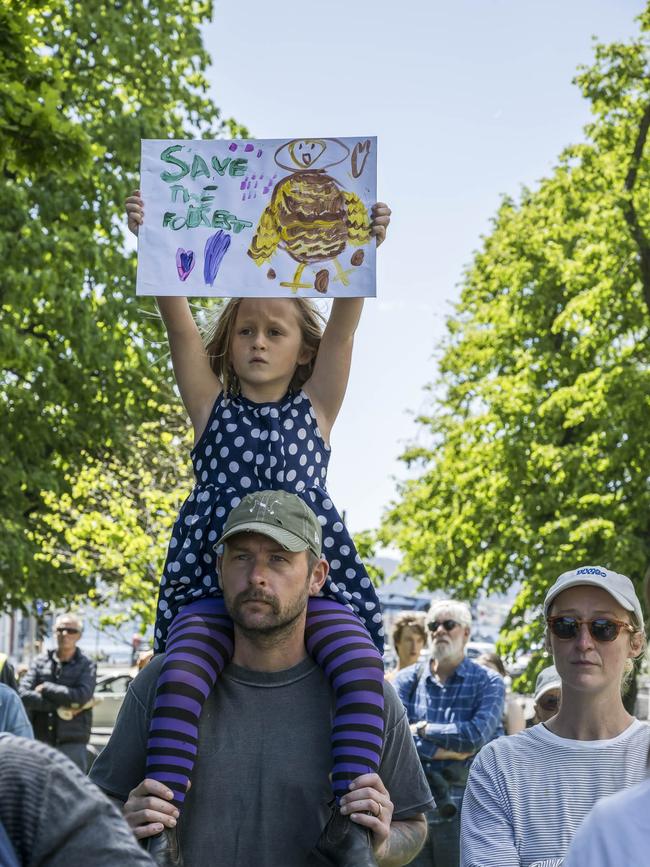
[203, 298, 326, 396]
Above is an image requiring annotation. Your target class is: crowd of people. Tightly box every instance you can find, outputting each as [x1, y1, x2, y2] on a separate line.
[0, 191, 647, 867]
[3, 530, 647, 866]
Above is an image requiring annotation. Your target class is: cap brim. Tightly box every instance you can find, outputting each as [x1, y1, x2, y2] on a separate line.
[535, 681, 561, 701]
[216, 522, 309, 553]
[544, 578, 638, 620]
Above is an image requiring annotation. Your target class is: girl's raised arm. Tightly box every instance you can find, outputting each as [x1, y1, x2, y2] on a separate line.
[304, 202, 391, 443]
[126, 191, 221, 440]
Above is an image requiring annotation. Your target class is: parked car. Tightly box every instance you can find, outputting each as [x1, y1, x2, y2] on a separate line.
[92, 670, 135, 728]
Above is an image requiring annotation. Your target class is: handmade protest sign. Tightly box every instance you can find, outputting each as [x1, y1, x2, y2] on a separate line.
[136, 137, 377, 298]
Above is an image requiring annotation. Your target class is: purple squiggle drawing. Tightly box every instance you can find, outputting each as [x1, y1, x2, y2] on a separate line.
[175, 248, 195, 282]
[203, 230, 231, 286]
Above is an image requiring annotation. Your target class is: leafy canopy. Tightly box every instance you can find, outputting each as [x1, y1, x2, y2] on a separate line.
[380, 7, 650, 683]
[0, 1, 246, 612]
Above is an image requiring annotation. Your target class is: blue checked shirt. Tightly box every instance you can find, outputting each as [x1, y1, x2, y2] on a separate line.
[394, 657, 505, 814]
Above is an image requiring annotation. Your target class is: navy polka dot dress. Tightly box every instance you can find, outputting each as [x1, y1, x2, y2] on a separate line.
[154, 390, 385, 653]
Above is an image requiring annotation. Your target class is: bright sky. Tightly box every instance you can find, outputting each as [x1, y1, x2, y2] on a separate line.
[203, 0, 646, 539]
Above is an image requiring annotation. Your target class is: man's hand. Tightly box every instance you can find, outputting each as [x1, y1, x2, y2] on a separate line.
[339, 773, 394, 856]
[34, 683, 45, 693]
[122, 779, 179, 840]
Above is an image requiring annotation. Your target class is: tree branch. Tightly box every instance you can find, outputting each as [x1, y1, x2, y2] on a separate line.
[622, 99, 650, 318]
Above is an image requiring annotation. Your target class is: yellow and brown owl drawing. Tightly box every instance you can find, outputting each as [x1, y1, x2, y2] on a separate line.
[247, 138, 371, 292]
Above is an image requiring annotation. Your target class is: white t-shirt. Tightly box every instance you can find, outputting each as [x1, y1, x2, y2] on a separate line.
[461, 718, 650, 867]
[563, 776, 650, 867]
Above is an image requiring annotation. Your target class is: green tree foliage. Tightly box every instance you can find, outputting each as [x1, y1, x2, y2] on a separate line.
[31, 412, 193, 632]
[0, 1, 246, 609]
[380, 9, 650, 683]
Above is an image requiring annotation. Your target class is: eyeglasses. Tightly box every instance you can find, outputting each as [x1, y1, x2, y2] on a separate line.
[537, 694, 560, 712]
[546, 616, 635, 643]
[427, 620, 459, 634]
[56, 627, 80, 636]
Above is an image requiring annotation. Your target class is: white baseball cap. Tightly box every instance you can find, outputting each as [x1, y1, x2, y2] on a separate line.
[534, 665, 561, 702]
[543, 565, 643, 626]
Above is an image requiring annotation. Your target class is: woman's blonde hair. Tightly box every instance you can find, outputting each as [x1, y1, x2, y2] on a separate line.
[203, 298, 326, 396]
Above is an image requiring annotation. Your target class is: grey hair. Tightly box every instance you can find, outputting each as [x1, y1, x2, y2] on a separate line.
[55, 613, 83, 632]
[426, 600, 472, 630]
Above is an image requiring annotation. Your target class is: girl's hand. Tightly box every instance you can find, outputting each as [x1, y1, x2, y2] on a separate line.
[126, 190, 144, 237]
[370, 202, 391, 247]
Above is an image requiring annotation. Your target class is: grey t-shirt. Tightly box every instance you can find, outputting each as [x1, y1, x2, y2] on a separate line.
[90, 655, 433, 867]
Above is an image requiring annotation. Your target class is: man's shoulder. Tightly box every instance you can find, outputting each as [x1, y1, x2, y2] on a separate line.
[128, 655, 165, 705]
[0, 683, 18, 699]
[382, 678, 408, 723]
[460, 657, 504, 688]
[73, 648, 95, 666]
[392, 662, 424, 691]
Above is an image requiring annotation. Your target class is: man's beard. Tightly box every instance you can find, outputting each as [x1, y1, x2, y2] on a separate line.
[430, 641, 456, 663]
[225, 583, 310, 640]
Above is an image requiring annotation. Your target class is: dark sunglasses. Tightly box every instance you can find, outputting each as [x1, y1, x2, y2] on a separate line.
[547, 616, 634, 643]
[537, 694, 560, 712]
[56, 627, 80, 636]
[427, 619, 459, 634]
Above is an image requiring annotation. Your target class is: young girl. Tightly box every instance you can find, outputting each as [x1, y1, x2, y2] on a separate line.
[126, 192, 391, 817]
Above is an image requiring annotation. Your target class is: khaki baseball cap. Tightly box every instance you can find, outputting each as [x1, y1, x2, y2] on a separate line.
[216, 490, 322, 558]
[543, 565, 643, 626]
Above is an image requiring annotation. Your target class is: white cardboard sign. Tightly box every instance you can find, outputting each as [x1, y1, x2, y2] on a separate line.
[136, 137, 377, 298]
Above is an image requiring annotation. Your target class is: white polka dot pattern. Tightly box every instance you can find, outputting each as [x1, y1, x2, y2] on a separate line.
[154, 390, 384, 653]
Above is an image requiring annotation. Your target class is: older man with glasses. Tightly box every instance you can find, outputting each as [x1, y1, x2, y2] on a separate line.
[393, 600, 505, 867]
[19, 613, 97, 771]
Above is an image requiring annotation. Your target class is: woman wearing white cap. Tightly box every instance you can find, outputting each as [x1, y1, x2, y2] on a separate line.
[461, 565, 649, 867]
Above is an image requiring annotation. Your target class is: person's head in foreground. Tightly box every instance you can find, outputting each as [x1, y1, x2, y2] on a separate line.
[543, 565, 645, 724]
[391, 613, 427, 670]
[532, 664, 562, 723]
[425, 599, 472, 670]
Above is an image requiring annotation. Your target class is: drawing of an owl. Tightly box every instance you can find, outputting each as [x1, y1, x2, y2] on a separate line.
[247, 139, 370, 269]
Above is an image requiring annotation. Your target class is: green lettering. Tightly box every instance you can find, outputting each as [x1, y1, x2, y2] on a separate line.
[162, 211, 187, 230]
[229, 158, 248, 177]
[190, 154, 211, 180]
[170, 184, 190, 203]
[160, 145, 189, 183]
[230, 218, 253, 234]
[186, 204, 212, 228]
[211, 155, 231, 176]
[211, 210, 233, 230]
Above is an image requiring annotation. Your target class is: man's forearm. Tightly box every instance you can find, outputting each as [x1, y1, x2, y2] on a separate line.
[376, 816, 427, 867]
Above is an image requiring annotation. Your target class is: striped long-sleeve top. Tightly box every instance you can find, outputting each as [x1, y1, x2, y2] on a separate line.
[461, 718, 650, 867]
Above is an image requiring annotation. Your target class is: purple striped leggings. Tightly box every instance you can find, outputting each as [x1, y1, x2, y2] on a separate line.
[145, 597, 385, 810]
